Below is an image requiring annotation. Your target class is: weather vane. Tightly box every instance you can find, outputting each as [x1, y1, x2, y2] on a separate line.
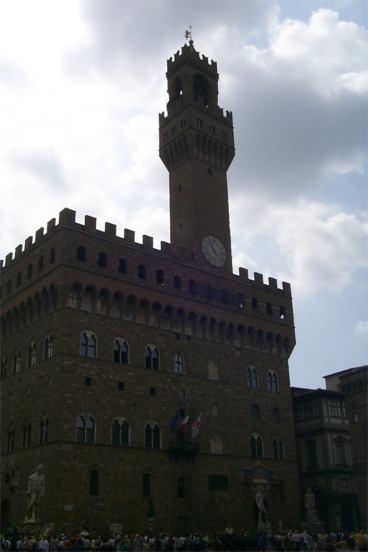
[185, 25, 192, 42]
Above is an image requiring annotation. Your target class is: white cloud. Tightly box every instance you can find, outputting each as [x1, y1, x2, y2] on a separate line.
[354, 319, 368, 337]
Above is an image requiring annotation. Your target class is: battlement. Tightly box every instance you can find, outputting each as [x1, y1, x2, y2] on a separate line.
[1, 208, 292, 296]
[159, 101, 233, 125]
[167, 42, 218, 77]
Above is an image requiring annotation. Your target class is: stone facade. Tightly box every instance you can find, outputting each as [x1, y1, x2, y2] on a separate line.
[1, 41, 301, 537]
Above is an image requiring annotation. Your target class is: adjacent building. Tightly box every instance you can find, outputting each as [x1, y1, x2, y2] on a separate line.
[292, 365, 367, 532]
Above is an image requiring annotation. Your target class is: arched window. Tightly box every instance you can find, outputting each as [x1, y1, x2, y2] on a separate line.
[13, 352, 21, 374]
[144, 423, 160, 448]
[28, 342, 37, 367]
[113, 339, 129, 364]
[156, 270, 164, 285]
[273, 438, 284, 460]
[250, 434, 263, 458]
[174, 352, 184, 374]
[267, 370, 279, 392]
[22, 423, 31, 448]
[44, 334, 54, 359]
[80, 332, 97, 358]
[112, 418, 129, 446]
[145, 346, 159, 370]
[246, 366, 258, 388]
[97, 252, 107, 268]
[39, 418, 49, 444]
[76, 414, 95, 443]
[193, 73, 211, 106]
[7, 428, 15, 453]
[76, 246, 86, 262]
[1, 357, 7, 380]
[174, 275, 181, 289]
[90, 469, 99, 495]
[251, 404, 260, 422]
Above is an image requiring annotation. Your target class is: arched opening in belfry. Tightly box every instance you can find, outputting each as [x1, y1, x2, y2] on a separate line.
[193, 73, 211, 106]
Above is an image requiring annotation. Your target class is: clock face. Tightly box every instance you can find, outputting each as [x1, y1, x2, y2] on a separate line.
[201, 235, 227, 267]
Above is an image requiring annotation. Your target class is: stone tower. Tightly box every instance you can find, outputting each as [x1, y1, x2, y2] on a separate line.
[159, 39, 235, 273]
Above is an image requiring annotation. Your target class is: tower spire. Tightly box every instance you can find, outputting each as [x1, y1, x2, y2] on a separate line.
[184, 26, 192, 43]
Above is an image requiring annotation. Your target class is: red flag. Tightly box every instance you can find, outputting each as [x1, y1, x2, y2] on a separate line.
[179, 415, 189, 432]
[191, 414, 202, 438]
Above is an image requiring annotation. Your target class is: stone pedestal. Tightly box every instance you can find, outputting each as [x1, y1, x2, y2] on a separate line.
[301, 521, 325, 534]
[257, 519, 271, 533]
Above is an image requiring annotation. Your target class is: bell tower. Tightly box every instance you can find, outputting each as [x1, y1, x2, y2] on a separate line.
[159, 39, 235, 273]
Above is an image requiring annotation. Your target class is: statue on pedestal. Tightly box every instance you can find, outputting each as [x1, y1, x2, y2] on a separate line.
[25, 465, 45, 522]
[304, 488, 318, 522]
[255, 489, 271, 532]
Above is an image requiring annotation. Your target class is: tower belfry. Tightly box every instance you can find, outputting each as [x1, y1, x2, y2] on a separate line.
[159, 40, 235, 273]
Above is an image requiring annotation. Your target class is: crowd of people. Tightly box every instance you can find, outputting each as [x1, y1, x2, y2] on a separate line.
[0, 529, 367, 552]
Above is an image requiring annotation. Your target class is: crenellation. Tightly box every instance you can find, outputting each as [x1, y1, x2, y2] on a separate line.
[142, 235, 154, 249]
[124, 228, 135, 243]
[84, 215, 97, 231]
[5, 252, 13, 264]
[105, 222, 117, 238]
[47, 218, 56, 232]
[268, 277, 277, 289]
[24, 236, 33, 250]
[35, 227, 44, 240]
[59, 207, 76, 225]
[238, 267, 249, 281]
[254, 272, 264, 285]
[282, 282, 292, 295]
[161, 241, 171, 254]
[15, 245, 23, 259]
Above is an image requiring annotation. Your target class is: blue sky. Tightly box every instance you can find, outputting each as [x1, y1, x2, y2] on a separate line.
[1, 0, 367, 388]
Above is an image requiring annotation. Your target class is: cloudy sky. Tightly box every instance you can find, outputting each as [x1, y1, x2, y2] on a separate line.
[1, 0, 367, 389]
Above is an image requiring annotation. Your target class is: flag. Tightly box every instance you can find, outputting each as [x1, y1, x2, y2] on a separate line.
[191, 414, 202, 438]
[169, 410, 180, 431]
[179, 415, 190, 432]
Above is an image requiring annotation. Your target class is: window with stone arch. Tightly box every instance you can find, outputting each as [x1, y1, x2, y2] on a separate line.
[113, 338, 129, 364]
[267, 370, 279, 392]
[273, 437, 285, 460]
[39, 418, 49, 444]
[80, 331, 97, 358]
[22, 422, 31, 448]
[144, 423, 161, 448]
[112, 417, 129, 446]
[145, 345, 159, 370]
[28, 342, 37, 367]
[13, 351, 21, 374]
[246, 366, 258, 388]
[7, 427, 15, 453]
[44, 333, 54, 359]
[1, 357, 7, 380]
[174, 352, 184, 374]
[250, 433, 263, 458]
[76, 414, 95, 443]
